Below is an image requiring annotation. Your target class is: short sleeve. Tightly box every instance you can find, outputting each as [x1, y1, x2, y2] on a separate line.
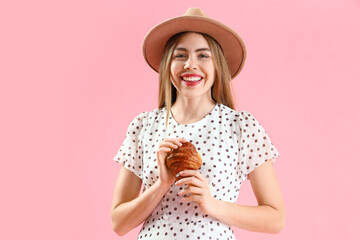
[238, 111, 280, 181]
[113, 112, 148, 180]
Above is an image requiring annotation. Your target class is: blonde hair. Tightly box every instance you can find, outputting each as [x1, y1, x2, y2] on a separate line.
[158, 31, 236, 127]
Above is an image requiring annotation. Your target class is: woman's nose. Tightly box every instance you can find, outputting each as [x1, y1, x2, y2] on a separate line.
[184, 57, 198, 69]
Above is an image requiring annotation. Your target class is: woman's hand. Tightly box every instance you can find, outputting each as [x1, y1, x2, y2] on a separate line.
[175, 170, 218, 215]
[156, 138, 187, 188]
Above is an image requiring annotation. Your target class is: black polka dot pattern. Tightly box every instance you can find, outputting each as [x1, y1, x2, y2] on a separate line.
[113, 102, 280, 239]
[113, 112, 147, 179]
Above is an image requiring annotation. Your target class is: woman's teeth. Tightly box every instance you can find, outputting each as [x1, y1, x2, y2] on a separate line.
[182, 77, 202, 82]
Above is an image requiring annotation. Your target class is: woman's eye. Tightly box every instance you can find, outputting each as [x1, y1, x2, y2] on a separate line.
[199, 54, 209, 58]
[174, 54, 186, 58]
[174, 53, 209, 59]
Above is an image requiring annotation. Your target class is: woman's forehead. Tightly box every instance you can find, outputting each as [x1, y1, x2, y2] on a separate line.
[174, 32, 210, 51]
[174, 46, 211, 52]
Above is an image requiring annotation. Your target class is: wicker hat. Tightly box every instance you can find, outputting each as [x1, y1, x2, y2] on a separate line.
[142, 7, 247, 79]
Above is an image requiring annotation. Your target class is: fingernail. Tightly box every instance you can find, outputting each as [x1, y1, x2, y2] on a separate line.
[176, 173, 180, 178]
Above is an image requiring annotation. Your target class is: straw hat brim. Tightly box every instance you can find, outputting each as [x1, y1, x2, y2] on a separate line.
[142, 15, 247, 80]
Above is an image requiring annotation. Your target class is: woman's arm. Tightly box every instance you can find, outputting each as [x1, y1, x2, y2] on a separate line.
[210, 160, 285, 233]
[111, 166, 172, 236]
[111, 137, 187, 236]
[176, 159, 285, 234]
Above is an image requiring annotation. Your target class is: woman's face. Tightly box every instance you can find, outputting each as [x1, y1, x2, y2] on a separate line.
[170, 32, 215, 101]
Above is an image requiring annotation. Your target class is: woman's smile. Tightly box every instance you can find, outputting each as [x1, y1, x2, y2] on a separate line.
[182, 78, 203, 86]
[180, 73, 204, 86]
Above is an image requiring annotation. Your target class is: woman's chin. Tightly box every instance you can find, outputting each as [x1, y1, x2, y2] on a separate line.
[177, 90, 209, 100]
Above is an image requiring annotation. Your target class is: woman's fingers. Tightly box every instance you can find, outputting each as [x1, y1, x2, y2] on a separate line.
[175, 175, 204, 187]
[157, 147, 172, 153]
[155, 138, 188, 187]
[182, 193, 202, 202]
[172, 170, 215, 214]
[163, 138, 187, 147]
[177, 170, 208, 183]
[156, 147, 172, 161]
[178, 185, 203, 196]
[175, 171, 209, 198]
[159, 142, 180, 149]
[157, 138, 187, 153]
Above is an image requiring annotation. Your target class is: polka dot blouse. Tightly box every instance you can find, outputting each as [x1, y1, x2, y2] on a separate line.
[113, 102, 280, 240]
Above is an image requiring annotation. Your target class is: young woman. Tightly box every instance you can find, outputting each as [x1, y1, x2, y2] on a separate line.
[111, 8, 285, 239]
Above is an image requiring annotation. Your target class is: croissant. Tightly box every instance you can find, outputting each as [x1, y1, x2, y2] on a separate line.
[165, 141, 202, 181]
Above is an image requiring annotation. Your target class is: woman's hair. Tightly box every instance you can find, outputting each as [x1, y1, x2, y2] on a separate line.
[158, 31, 236, 127]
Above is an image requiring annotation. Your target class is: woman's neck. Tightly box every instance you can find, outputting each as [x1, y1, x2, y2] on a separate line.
[170, 96, 216, 124]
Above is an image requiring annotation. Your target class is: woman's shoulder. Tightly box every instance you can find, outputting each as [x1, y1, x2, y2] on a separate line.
[217, 103, 264, 131]
[129, 106, 165, 125]
[218, 102, 252, 119]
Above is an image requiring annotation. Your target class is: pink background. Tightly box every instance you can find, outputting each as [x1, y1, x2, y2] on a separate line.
[1, 0, 359, 239]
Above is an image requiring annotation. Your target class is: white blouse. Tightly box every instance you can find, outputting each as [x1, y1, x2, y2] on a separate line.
[113, 102, 280, 240]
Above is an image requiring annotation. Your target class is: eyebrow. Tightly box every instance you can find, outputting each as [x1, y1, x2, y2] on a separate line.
[174, 47, 211, 52]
